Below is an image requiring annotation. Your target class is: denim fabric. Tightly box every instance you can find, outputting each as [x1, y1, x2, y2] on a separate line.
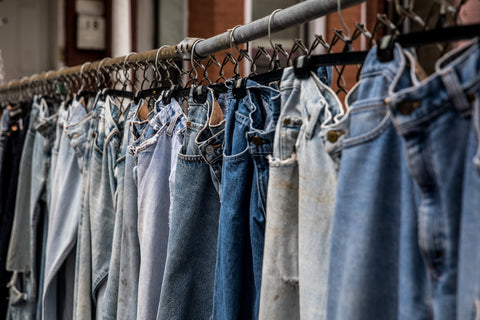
[327, 45, 429, 320]
[74, 97, 102, 320]
[261, 68, 342, 319]
[7, 97, 55, 320]
[0, 102, 30, 319]
[101, 101, 135, 319]
[195, 92, 227, 195]
[259, 67, 342, 320]
[0, 107, 12, 318]
[387, 39, 480, 320]
[213, 80, 280, 320]
[74, 96, 122, 319]
[158, 89, 222, 320]
[115, 101, 147, 320]
[43, 98, 92, 320]
[458, 40, 480, 320]
[134, 98, 185, 320]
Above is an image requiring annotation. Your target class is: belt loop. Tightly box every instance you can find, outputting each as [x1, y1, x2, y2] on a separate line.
[304, 100, 323, 140]
[440, 67, 471, 115]
[166, 112, 181, 137]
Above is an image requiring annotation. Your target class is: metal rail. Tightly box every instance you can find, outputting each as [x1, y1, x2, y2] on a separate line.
[0, 0, 368, 92]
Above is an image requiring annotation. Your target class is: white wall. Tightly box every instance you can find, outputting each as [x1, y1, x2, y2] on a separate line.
[112, 0, 132, 57]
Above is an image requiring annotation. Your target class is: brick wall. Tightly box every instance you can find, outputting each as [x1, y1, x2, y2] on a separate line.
[188, 0, 245, 81]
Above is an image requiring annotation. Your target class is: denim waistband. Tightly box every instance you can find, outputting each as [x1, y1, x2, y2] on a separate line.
[136, 98, 186, 154]
[150, 98, 185, 137]
[387, 38, 480, 134]
[195, 88, 225, 165]
[104, 95, 122, 140]
[282, 67, 343, 137]
[351, 44, 407, 110]
[64, 98, 93, 171]
[129, 100, 154, 152]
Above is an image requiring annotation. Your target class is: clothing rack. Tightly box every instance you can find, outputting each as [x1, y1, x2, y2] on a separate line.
[0, 0, 368, 93]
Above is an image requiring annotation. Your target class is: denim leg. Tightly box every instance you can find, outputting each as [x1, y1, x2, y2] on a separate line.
[158, 90, 220, 320]
[135, 99, 185, 320]
[327, 45, 429, 320]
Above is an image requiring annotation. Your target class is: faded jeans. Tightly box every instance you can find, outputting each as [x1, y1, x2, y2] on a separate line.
[259, 66, 342, 320]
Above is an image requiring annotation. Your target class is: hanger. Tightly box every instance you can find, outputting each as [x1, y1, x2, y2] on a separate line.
[377, 23, 480, 62]
[101, 53, 135, 102]
[133, 45, 172, 105]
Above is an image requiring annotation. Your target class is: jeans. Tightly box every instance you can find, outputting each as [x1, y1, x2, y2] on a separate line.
[43, 98, 92, 320]
[74, 96, 122, 319]
[213, 80, 280, 320]
[135, 98, 185, 320]
[100, 101, 136, 320]
[157, 89, 222, 320]
[0, 102, 30, 319]
[387, 38, 480, 320]
[259, 66, 342, 320]
[327, 44, 429, 320]
[115, 102, 149, 320]
[7, 97, 55, 320]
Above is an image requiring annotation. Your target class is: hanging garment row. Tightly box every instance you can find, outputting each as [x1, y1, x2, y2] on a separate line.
[0, 11, 480, 320]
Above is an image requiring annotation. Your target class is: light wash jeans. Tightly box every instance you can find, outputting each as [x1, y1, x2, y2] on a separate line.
[115, 101, 150, 319]
[74, 96, 122, 319]
[327, 44, 429, 320]
[100, 101, 135, 319]
[135, 98, 185, 320]
[259, 66, 342, 320]
[388, 38, 480, 320]
[43, 98, 92, 320]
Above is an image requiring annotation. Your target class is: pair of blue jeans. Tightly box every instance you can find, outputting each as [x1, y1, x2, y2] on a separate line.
[327, 44, 430, 320]
[134, 98, 186, 320]
[73, 96, 123, 319]
[7, 97, 56, 320]
[158, 89, 225, 320]
[387, 38, 480, 319]
[44, 98, 93, 320]
[213, 80, 280, 320]
[113, 100, 153, 320]
[259, 66, 342, 320]
[0, 101, 31, 319]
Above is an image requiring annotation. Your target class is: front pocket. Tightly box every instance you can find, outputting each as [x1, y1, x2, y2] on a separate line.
[343, 106, 392, 148]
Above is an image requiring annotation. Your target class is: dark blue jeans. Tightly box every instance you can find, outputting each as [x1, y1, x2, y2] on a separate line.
[213, 80, 280, 320]
[158, 89, 223, 320]
[0, 102, 30, 319]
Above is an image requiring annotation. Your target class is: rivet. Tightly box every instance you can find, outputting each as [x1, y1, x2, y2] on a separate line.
[205, 145, 214, 154]
[252, 136, 264, 146]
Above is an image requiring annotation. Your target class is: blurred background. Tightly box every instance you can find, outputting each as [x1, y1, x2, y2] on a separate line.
[0, 0, 478, 96]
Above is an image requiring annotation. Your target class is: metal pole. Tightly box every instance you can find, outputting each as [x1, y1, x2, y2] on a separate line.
[194, 0, 368, 58]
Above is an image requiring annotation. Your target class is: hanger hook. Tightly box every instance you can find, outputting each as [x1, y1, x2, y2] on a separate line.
[268, 9, 282, 51]
[190, 39, 202, 85]
[229, 25, 242, 58]
[337, 0, 351, 39]
[155, 45, 169, 81]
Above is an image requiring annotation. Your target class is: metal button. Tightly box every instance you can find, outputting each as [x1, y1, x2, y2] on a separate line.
[205, 145, 214, 154]
[398, 100, 421, 115]
[283, 118, 290, 125]
[186, 121, 191, 127]
[327, 130, 345, 143]
[252, 136, 264, 146]
[327, 131, 339, 143]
